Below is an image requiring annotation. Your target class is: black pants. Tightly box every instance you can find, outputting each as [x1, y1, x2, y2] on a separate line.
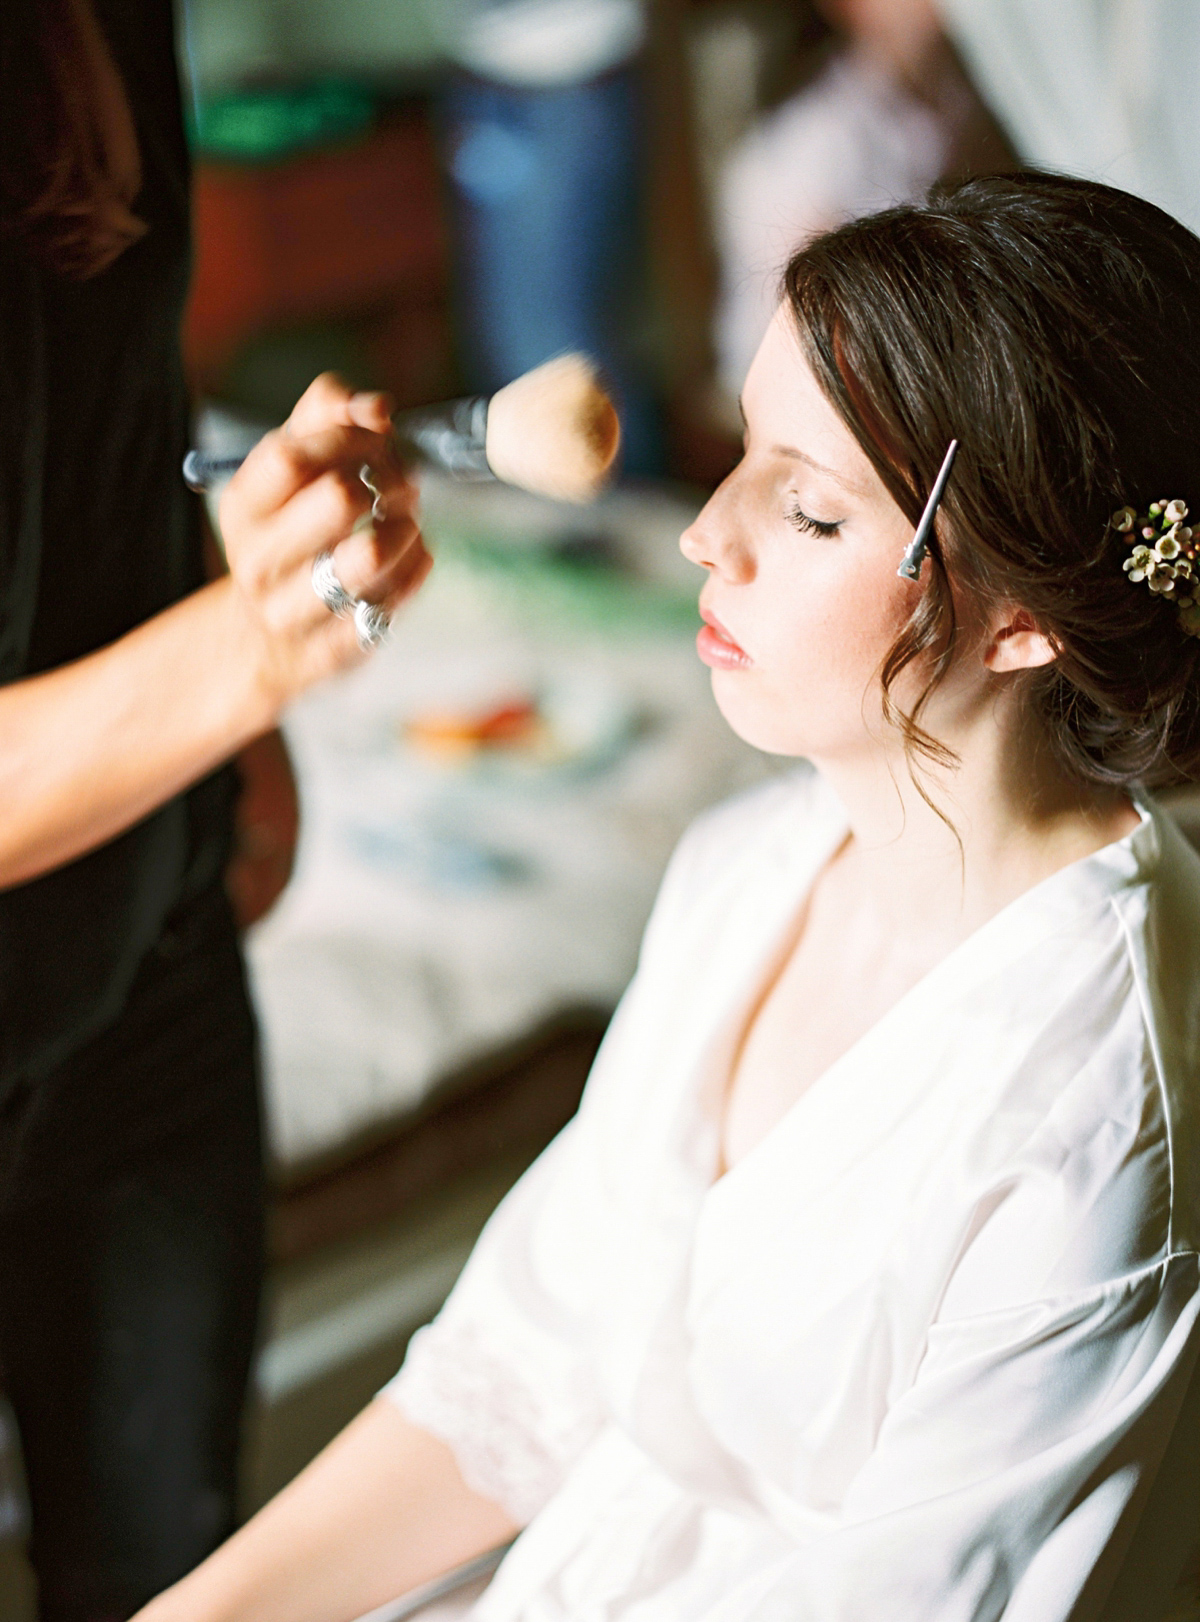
[0, 887, 265, 1622]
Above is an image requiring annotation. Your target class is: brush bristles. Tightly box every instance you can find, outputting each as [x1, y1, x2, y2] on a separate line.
[485, 354, 620, 503]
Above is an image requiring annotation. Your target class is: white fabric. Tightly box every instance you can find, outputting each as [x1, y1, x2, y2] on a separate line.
[245, 480, 771, 1171]
[936, 0, 1200, 235]
[451, 0, 645, 86]
[714, 53, 952, 395]
[387, 766, 1200, 1621]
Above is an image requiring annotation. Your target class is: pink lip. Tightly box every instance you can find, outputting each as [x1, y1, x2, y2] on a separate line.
[696, 606, 752, 670]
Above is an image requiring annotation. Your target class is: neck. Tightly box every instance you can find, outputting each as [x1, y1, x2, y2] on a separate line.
[809, 704, 1138, 943]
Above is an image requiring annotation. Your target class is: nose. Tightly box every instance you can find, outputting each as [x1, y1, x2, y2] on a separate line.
[679, 474, 755, 582]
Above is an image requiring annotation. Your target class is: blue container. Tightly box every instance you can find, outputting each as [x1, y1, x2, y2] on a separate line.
[442, 65, 662, 476]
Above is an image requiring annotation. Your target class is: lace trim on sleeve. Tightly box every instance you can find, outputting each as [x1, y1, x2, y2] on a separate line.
[386, 1321, 603, 1526]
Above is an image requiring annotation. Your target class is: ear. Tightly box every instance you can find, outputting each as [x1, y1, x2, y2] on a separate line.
[983, 607, 1058, 672]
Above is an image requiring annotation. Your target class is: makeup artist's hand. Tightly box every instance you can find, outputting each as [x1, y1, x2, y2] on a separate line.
[0, 373, 432, 890]
[218, 373, 432, 706]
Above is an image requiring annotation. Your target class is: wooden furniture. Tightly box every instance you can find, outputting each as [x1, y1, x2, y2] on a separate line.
[184, 109, 453, 404]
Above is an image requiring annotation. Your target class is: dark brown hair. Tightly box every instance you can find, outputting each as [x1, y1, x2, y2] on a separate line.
[783, 172, 1200, 790]
[0, 0, 146, 279]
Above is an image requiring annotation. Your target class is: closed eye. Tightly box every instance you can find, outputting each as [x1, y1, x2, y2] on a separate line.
[786, 502, 843, 538]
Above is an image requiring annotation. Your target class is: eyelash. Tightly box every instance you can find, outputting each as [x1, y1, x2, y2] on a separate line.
[785, 502, 843, 538]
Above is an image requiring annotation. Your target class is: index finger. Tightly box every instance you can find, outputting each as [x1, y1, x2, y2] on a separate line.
[285, 373, 395, 439]
[225, 423, 393, 524]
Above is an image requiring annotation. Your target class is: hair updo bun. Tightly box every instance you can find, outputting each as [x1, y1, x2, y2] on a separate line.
[783, 171, 1200, 790]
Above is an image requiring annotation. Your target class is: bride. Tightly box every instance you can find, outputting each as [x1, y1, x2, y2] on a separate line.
[138, 172, 1200, 1622]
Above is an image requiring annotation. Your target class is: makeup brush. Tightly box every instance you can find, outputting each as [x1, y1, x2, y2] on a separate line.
[182, 353, 621, 505]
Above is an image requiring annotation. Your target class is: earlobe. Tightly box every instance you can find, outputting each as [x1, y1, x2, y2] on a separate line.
[985, 611, 1058, 672]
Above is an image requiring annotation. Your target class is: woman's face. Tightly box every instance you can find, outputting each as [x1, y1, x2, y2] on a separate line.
[680, 306, 924, 760]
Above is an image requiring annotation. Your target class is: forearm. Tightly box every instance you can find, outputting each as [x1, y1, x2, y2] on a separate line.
[138, 1398, 519, 1622]
[0, 577, 277, 889]
[0, 379, 429, 892]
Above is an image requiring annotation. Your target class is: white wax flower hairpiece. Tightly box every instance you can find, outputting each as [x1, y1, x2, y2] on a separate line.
[1114, 500, 1200, 639]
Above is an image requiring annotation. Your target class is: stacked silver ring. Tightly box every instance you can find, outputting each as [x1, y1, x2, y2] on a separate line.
[353, 599, 391, 649]
[308, 465, 392, 650]
[311, 550, 355, 617]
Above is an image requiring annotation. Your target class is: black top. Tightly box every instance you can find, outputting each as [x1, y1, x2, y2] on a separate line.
[0, 0, 235, 1097]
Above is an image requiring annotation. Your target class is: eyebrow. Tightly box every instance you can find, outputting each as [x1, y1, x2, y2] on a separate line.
[737, 395, 867, 496]
[773, 445, 866, 493]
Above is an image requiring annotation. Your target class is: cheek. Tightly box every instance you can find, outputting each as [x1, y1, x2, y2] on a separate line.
[713, 557, 915, 753]
[762, 549, 911, 691]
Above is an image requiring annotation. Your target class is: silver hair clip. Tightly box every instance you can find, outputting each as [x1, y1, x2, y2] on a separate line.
[898, 439, 959, 581]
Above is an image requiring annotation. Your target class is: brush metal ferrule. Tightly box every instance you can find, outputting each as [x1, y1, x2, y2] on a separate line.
[393, 396, 492, 481]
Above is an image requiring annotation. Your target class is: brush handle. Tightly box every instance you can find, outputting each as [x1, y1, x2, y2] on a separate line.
[182, 450, 246, 491]
[181, 396, 493, 493]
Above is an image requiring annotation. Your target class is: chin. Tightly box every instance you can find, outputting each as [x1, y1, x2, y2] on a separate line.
[709, 671, 812, 757]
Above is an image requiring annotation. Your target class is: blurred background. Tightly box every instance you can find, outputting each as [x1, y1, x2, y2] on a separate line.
[5, 0, 1198, 1612]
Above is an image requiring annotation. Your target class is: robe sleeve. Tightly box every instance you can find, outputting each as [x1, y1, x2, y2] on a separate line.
[381, 1126, 608, 1524]
[380, 804, 725, 1525]
[699, 1255, 1200, 1622]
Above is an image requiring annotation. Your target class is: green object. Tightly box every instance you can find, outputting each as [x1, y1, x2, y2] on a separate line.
[188, 80, 376, 161]
[424, 523, 701, 639]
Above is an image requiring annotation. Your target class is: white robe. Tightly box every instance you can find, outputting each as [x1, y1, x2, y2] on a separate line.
[386, 767, 1200, 1621]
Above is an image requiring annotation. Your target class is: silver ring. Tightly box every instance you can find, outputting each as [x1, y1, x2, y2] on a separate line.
[360, 463, 386, 522]
[311, 550, 354, 616]
[354, 598, 391, 650]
